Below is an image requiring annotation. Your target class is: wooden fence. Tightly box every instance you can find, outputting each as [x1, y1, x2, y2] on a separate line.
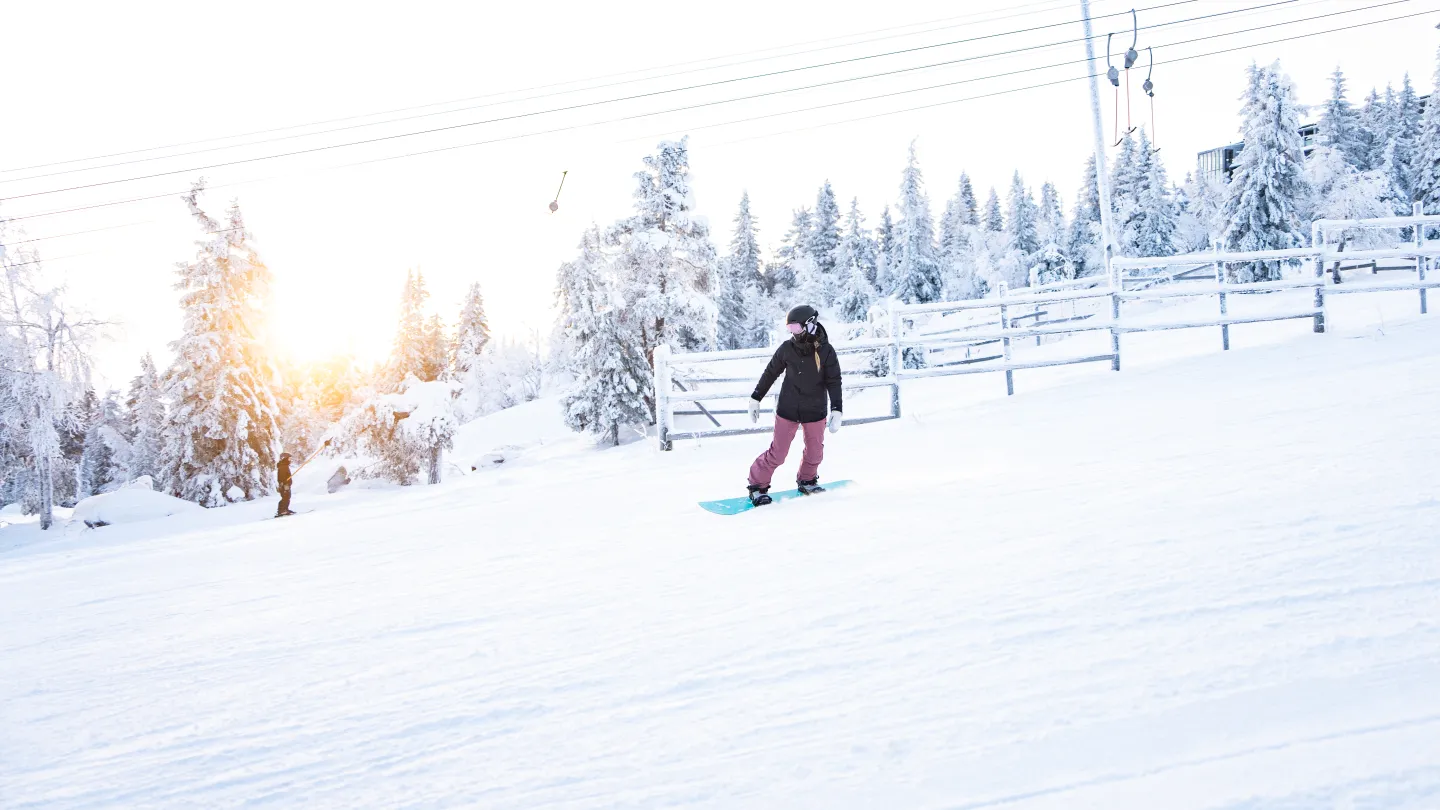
[653, 212, 1440, 450]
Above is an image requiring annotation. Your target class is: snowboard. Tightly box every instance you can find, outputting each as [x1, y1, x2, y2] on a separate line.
[272, 509, 314, 519]
[699, 480, 854, 515]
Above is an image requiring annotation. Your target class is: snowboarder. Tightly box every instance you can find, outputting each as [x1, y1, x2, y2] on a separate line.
[276, 452, 295, 517]
[744, 305, 843, 506]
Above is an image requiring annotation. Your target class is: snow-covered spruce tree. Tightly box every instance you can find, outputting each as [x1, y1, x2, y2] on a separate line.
[1390, 75, 1423, 206]
[873, 205, 896, 294]
[1320, 67, 1367, 170]
[1303, 145, 1394, 244]
[983, 188, 1004, 232]
[125, 352, 165, 482]
[1222, 62, 1309, 282]
[556, 227, 652, 446]
[717, 192, 764, 350]
[78, 391, 128, 498]
[381, 270, 434, 390]
[1359, 86, 1390, 175]
[1412, 49, 1440, 216]
[1005, 171, 1040, 258]
[160, 182, 282, 506]
[1126, 131, 1178, 258]
[795, 181, 843, 310]
[334, 378, 459, 485]
[1032, 181, 1072, 285]
[939, 175, 979, 300]
[420, 314, 450, 382]
[832, 198, 880, 328]
[1109, 132, 1141, 255]
[807, 181, 842, 277]
[607, 137, 719, 384]
[1068, 155, 1105, 277]
[889, 142, 943, 305]
[769, 206, 813, 303]
[452, 281, 492, 420]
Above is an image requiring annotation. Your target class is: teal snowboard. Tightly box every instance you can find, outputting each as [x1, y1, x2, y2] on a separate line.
[699, 480, 854, 515]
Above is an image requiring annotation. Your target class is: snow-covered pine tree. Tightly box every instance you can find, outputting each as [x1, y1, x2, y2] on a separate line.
[808, 181, 842, 277]
[382, 270, 433, 390]
[452, 282, 492, 420]
[717, 192, 764, 350]
[1390, 75, 1423, 207]
[1412, 49, 1440, 216]
[983, 188, 1004, 232]
[1068, 155, 1105, 277]
[1222, 62, 1309, 282]
[556, 227, 651, 446]
[874, 205, 896, 293]
[1032, 181, 1072, 285]
[939, 176, 977, 300]
[1127, 131, 1178, 258]
[609, 137, 719, 371]
[1320, 67, 1367, 169]
[888, 142, 943, 305]
[771, 206, 813, 303]
[78, 391, 128, 498]
[1109, 132, 1142, 255]
[1359, 86, 1390, 174]
[420, 314, 450, 382]
[1304, 144, 1394, 242]
[1005, 171, 1040, 257]
[832, 198, 880, 326]
[125, 352, 165, 482]
[160, 182, 282, 506]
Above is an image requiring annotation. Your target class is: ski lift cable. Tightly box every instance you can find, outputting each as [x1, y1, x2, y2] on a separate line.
[0, 0, 1088, 177]
[341, 0, 1364, 172]
[0, 0, 1309, 203]
[699, 5, 1436, 149]
[4, 0, 1421, 231]
[1, 0, 1206, 188]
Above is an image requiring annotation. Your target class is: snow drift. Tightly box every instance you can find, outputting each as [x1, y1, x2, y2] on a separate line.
[70, 487, 203, 528]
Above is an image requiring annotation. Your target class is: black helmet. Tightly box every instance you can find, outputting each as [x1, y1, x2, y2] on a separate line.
[786, 305, 820, 335]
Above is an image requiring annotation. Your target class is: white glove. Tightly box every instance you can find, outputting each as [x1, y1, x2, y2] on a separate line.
[827, 410, 843, 434]
[748, 397, 760, 423]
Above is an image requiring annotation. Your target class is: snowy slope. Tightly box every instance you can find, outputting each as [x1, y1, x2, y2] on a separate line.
[3, 304, 1440, 808]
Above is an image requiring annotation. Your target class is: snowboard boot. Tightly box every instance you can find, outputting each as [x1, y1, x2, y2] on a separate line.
[796, 478, 826, 495]
[747, 484, 773, 507]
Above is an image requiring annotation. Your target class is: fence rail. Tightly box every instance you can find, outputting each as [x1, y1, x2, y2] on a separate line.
[653, 210, 1440, 449]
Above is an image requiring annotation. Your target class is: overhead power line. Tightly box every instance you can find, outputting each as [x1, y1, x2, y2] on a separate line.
[706, 4, 1440, 148]
[0, 0, 1090, 176]
[0, 0, 1300, 202]
[3, 1, 1426, 231]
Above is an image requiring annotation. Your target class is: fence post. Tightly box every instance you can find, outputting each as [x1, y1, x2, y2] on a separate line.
[1313, 251, 1327, 333]
[888, 303, 904, 418]
[1416, 202, 1429, 315]
[654, 344, 673, 451]
[999, 293, 1014, 396]
[1109, 263, 1122, 372]
[1213, 242, 1230, 351]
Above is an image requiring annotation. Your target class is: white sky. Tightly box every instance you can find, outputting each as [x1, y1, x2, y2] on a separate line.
[1, 0, 1436, 389]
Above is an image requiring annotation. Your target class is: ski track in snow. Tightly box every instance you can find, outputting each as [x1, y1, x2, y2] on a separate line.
[3, 298, 1440, 808]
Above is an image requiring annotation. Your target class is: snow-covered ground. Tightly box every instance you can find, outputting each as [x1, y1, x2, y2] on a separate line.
[3, 293, 1439, 808]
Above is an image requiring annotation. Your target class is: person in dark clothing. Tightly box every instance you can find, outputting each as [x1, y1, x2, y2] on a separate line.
[276, 452, 295, 517]
[745, 305, 843, 506]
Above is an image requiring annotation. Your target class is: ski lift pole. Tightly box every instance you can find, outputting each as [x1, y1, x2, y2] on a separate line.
[1081, 0, 1118, 278]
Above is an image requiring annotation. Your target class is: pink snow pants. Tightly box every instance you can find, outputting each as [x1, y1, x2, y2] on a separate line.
[748, 416, 825, 488]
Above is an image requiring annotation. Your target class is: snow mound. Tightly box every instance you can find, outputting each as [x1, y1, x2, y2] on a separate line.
[71, 488, 203, 528]
[451, 395, 574, 464]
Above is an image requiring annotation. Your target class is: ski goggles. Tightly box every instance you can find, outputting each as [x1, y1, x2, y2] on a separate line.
[786, 322, 804, 334]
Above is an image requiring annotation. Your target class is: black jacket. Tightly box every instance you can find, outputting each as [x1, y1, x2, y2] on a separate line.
[752, 335, 843, 423]
[277, 457, 292, 487]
